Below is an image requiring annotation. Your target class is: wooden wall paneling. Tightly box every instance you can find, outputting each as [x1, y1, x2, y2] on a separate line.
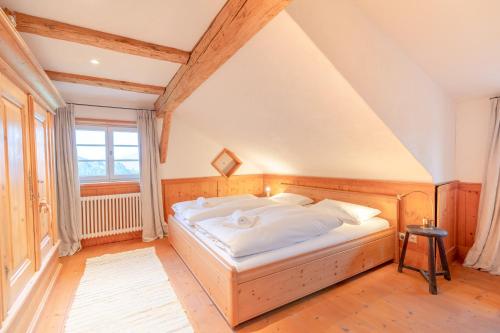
[161, 174, 264, 216]
[263, 174, 435, 268]
[436, 181, 459, 266]
[217, 174, 263, 197]
[80, 181, 140, 197]
[456, 183, 481, 261]
[162, 177, 219, 216]
[162, 174, 475, 268]
[81, 231, 142, 248]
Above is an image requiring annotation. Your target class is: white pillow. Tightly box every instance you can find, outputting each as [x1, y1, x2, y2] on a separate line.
[308, 203, 357, 225]
[270, 192, 314, 206]
[310, 199, 381, 224]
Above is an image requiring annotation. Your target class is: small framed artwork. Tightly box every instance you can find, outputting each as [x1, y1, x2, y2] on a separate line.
[211, 148, 242, 178]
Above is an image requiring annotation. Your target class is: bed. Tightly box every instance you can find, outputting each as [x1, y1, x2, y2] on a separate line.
[168, 184, 399, 327]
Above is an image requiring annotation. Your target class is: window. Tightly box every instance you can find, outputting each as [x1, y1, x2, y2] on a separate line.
[76, 126, 140, 182]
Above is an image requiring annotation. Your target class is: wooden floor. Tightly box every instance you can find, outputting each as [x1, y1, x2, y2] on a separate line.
[35, 238, 500, 333]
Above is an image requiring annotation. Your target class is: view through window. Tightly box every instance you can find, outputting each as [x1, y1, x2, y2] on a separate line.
[76, 126, 140, 182]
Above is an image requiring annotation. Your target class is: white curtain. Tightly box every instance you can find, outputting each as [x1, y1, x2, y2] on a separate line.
[54, 104, 81, 256]
[464, 98, 500, 274]
[137, 110, 165, 241]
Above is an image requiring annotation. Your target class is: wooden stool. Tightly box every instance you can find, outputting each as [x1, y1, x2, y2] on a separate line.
[398, 225, 451, 294]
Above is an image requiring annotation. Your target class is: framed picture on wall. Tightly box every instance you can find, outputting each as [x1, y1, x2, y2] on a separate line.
[211, 148, 242, 178]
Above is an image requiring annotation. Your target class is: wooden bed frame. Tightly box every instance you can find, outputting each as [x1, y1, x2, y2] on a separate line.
[168, 184, 399, 327]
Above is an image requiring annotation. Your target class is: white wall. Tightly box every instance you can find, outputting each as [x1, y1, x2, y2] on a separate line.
[176, 11, 432, 182]
[74, 104, 262, 179]
[455, 98, 491, 183]
[74, 104, 138, 121]
[287, 0, 455, 183]
[157, 114, 262, 179]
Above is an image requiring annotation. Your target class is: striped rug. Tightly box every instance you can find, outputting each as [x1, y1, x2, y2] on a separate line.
[65, 247, 193, 333]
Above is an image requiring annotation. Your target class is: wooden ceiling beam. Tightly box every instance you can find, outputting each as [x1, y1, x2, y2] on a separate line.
[45, 70, 165, 95]
[156, 0, 290, 163]
[155, 0, 291, 115]
[13, 11, 190, 64]
[159, 112, 173, 163]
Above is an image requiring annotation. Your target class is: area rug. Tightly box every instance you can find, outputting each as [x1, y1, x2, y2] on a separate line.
[65, 247, 193, 332]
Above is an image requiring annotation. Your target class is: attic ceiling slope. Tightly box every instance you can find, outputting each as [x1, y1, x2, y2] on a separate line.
[354, 0, 500, 100]
[286, 0, 455, 183]
[175, 11, 433, 182]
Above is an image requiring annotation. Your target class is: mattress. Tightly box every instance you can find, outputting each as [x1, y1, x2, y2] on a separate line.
[172, 214, 390, 272]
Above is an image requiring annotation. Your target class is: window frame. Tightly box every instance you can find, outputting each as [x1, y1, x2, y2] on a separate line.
[109, 126, 140, 181]
[76, 125, 140, 183]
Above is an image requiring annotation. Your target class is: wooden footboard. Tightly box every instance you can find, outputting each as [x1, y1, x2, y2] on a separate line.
[168, 216, 395, 327]
[236, 231, 394, 322]
[168, 186, 399, 327]
[168, 217, 238, 324]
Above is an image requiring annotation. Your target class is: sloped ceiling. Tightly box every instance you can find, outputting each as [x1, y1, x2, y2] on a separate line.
[354, 0, 500, 101]
[174, 11, 432, 182]
[286, 0, 455, 183]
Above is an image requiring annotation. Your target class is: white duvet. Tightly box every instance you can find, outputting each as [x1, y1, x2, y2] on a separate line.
[196, 204, 346, 257]
[179, 197, 278, 225]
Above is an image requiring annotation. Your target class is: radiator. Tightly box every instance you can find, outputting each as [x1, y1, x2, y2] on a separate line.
[80, 193, 142, 239]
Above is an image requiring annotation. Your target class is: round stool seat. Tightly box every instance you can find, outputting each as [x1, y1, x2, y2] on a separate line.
[406, 225, 448, 238]
[398, 225, 451, 295]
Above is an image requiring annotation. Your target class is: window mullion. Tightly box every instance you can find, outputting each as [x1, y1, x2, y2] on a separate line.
[107, 127, 113, 182]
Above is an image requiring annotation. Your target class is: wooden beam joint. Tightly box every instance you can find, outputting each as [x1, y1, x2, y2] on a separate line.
[155, 0, 291, 115]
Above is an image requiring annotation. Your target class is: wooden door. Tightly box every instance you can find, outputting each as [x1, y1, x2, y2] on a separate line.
[29, 97, 56, 266]
[0, 76, 35, 310]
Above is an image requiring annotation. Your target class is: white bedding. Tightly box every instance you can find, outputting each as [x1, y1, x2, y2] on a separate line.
[172, 194, 256, 214]
[173, 215, 390, 272]
[179, 197, 277, 225]
[196, 204, 345, 257]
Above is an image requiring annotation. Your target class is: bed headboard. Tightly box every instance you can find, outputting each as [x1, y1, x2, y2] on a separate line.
[283, 184, 399, 228]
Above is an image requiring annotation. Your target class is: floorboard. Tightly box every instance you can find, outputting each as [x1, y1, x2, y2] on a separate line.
[34, 239, 500, 333]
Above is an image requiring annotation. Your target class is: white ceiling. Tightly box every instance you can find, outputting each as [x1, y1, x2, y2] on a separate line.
[21, 34, 180, 86]
[0, 0, 226, 104]
[1, 0, 225, 50]
[353, 0, 500, 101]
[53, 81, 157, 109]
